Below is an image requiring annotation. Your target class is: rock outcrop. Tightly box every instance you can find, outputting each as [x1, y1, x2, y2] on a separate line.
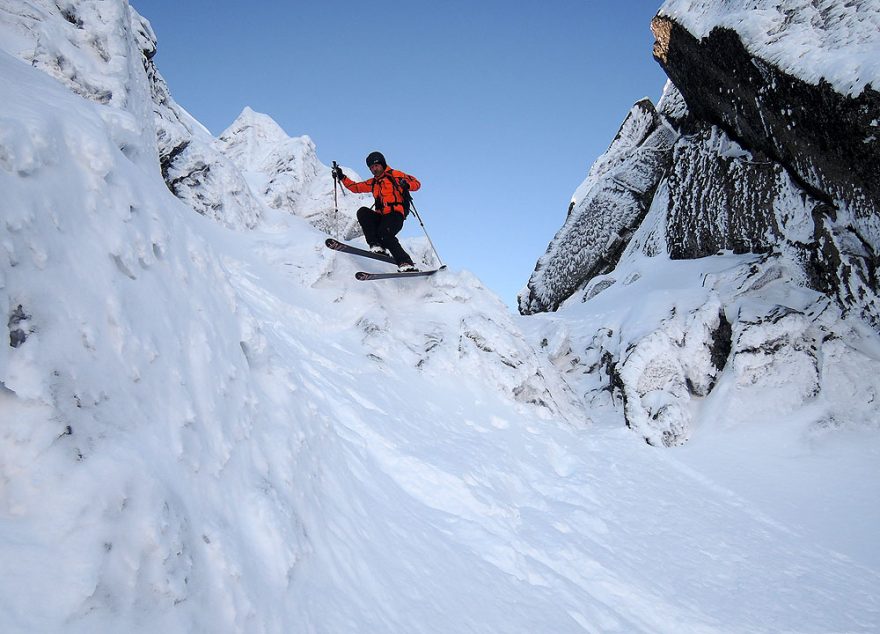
[521, 1, 879, 328]
[520, 0, 880, 445]
[517, 99, 676, 314]
[651, 7, 879, 328]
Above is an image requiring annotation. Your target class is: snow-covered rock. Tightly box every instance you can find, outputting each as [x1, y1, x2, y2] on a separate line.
[520, 1, 880, 444]
[614, 294, 730, 447]
[517, 99, 676, 315]
[526, 250, 880, 447]
[525, 1, 879, 324]
[657, 0, 880, 98]
[0, 0, 157, 170]
[652, 0, 880, 309]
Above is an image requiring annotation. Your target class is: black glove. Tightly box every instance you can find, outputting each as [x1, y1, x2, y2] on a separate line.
[397, 177, 409, 191]
[332, 166, 345, 181]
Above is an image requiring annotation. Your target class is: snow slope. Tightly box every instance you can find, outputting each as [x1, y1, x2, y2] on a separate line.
[1, 2, 879, 633]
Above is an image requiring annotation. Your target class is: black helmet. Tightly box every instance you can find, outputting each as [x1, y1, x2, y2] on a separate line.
[365, 151, 386, 168]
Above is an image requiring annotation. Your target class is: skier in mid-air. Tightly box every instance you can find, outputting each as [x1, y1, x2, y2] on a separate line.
[332, 151, 421, 272]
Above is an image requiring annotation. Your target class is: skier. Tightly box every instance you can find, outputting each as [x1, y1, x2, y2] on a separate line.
[332, 151, 421, 272]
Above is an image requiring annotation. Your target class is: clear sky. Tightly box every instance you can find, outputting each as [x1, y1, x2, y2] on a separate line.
[136, 0, 669, 306]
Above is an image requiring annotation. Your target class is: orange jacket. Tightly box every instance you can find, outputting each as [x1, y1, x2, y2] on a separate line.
[342, 168, 421, 215]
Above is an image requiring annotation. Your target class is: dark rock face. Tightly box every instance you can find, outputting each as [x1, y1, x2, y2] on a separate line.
[523, 13, 879, 330]
[652, 15, 879, 329]
[659, 117, 880, 328]
[652, 16, 880, 246]
[665, 127, 785, 258]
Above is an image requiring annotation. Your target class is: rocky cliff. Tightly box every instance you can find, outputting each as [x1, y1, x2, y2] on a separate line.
[519, 0, 880, 445]
[520, 0, 879, 325]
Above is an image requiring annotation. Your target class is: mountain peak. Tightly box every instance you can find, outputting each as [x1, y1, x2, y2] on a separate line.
[220, 106, 290, 146]
[215, 107, 316, 174]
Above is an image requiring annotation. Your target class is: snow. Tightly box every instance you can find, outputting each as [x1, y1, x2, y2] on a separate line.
[658, 0, 880, 97]
[1, 2, 879, 633]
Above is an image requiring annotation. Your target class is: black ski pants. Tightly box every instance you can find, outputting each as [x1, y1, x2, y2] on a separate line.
[357, 207, 414, 266]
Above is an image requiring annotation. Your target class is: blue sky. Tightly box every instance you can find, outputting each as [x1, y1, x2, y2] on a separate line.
[137, 0, 668, 306]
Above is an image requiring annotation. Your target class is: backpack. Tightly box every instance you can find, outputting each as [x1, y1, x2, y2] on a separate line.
[375, 172, 413, 218]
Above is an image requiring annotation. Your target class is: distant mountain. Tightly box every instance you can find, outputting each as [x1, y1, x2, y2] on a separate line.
[143, 33, 363, 237]
[215, 107, 362, 238]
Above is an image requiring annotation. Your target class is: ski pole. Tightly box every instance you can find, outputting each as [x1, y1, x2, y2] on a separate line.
[331, 161, 340, 239]
[409, 199, 446, 269]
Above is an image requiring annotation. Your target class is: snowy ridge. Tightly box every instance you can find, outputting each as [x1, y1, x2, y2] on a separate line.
[1, 1, 879, 632]
[659, 0, 880, 97]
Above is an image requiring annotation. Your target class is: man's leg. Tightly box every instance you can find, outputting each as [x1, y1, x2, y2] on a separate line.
[376, 213, 414, 266]
[357, 207, 382, 248]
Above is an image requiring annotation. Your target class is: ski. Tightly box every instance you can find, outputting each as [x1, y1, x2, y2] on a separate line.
[326, 238, 444, 281]
[325, 238, 396, 265]
[355, 269, 441, 281]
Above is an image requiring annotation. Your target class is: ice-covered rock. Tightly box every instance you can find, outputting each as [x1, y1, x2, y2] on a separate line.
[518, 99, 676, 315]
[614, 294, 730, 446]
[520, 2, 880, 446]
[652, 0, 879, 321]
